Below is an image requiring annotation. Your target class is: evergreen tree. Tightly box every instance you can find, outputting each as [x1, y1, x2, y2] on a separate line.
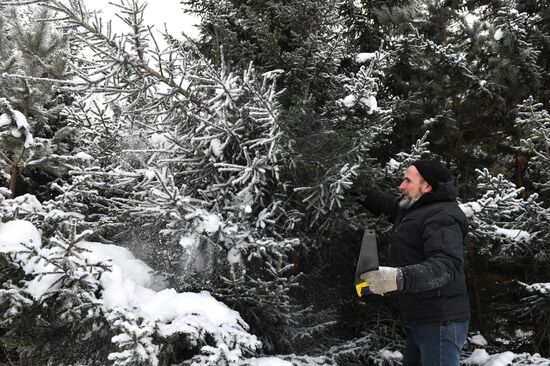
[26, 0, 336, 356]
[184, 0, 393, 222]
[0, 218, 112, 364]
[342, 0, 546, 196]
[462, 169, 550, 355]
[2, 0, 550, 363]
[0, 6, 76, 199]
[515, 96, 550, 202]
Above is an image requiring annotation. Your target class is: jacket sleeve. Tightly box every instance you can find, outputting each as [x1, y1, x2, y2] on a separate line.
[359, 189, 400, 221]
[400, 210, 465, 292]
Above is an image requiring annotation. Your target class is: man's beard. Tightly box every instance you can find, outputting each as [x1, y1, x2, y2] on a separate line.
[399, 193, 422, 209]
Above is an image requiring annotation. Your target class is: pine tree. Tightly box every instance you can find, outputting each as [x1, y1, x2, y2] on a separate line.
[0, 6, 76, 199]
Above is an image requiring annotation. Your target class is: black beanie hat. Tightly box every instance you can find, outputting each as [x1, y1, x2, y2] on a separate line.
[411, 159, 451, 189]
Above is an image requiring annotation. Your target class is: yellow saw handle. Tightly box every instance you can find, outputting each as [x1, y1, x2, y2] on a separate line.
[355, 281, 369, 297]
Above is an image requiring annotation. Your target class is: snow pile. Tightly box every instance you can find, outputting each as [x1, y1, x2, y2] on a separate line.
[0, 219, 260, 365]
[0, 193, 43, 214]
[465, 349, 550, 366]
[485, 351, 515, 366]
[463, 332, 550, 366]
[0, 219, 42, 253]
[465, 349, 491, 365]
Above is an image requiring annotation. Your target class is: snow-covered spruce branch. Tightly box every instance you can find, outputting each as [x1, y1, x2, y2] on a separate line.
[386, 131, 431, 176]
[35, 0, 199, 104]
[0, 72, 80, 86]
[462, 169, 550, 262]
[0, 0, 44, 4]
[294, 163, 360, 220]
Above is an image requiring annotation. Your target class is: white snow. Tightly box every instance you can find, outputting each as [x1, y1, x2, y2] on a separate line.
[460, 202, 483, 217]
[11, 127, 21, 138]
[0, 219, 42, 252]
[0, 113, 11, 128]
[379, 349, 403, 360]
[423, 117, 436, 125]
[494, 28, 504, 41]
[78, 241, 257, 347]
[342, 94, 356, 108]
[24, 130, 34, 148]
[521, 282, 550, 294]
[190, 209, 221, 234]
[0, 220, 53, 300]
[245, 357, 293, 366]
[470, 333, 489, 346]
[179, 235, 196, 248]
[360, 95, 378, 114]
[3, 219, 550, 365]
[0, 220, 256, 346]
[144, 169, 156, 181]
[386, 158, 401, 174]
[492, 226, 530, 242]
[210, 138, 223, 157]
[1, 110, 35, 148]
[355, 52, 377, 63]
[227, 247, 242, 264]
[486, 351, 515, 366]
[202, 213, 221, 233]
[463, 12, 480, 28]
[4, 193, 43, 213]
[141, 290, 244, 333]
[11, 110, 29, 130]
[464, 349, 491, 365]
[75, 151, 94, 161]
[150, 132, 172, 148]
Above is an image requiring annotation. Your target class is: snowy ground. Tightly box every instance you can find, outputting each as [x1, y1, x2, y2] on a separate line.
[1, 218, 549, 365]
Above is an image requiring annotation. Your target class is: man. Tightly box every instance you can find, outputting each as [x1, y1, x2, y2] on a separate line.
[360, 159, 470, 366]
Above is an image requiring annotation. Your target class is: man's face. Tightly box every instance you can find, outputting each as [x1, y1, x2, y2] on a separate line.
[398, 165, 432, 208]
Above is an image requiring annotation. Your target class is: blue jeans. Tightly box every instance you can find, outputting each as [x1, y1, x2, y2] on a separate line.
[403, 320, 469, 366]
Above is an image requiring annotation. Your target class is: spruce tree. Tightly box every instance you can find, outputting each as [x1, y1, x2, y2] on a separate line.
[462, 169, 550, 355]
[0, 6, 76, 199]
[515, 96, 550, 202]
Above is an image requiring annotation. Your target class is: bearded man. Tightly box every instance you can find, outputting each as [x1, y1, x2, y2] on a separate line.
[359, 159, 470, 366]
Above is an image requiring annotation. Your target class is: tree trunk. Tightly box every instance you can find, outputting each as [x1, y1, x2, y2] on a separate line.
[9, 162, 19, 198]
[513, 136, 529, 197]
[8, 145, 26, 199]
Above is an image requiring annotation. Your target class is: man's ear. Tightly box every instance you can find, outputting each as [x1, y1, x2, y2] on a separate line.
[422, 183, 433, 194]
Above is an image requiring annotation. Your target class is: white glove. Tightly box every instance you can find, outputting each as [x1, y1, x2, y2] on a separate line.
[360, 266, 399, 295]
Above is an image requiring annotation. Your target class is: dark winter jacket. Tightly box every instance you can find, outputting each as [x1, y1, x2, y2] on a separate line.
[361, 179, 470, 324]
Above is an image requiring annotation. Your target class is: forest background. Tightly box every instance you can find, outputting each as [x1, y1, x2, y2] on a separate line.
[0, 0, 550, 365]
